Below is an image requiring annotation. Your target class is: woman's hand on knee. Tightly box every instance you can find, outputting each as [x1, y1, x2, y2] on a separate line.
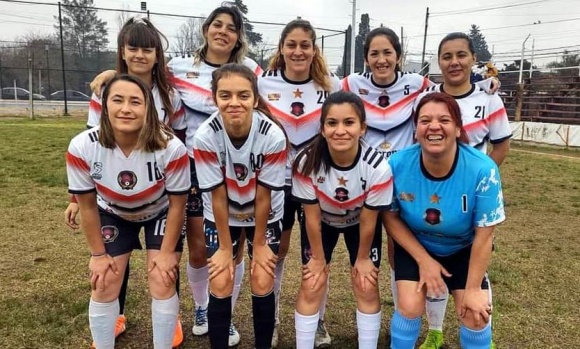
[207, 249, 234, 281]
[148, 251, 179, 287]
[460, 289, 492, 328]
[352, 257, 379, 292]
[89, 254, 118, 291]
[302, 257, 328, 290]
[417, 257, 451, 297]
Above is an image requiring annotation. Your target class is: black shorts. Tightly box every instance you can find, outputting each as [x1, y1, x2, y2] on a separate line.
[187, 157, 203, 218]
[282, 186, 302, 231]
[99, 208, 186, 257]
[204, 219, 282, 260]
[394, 242, 489, 291]
[300, 219, 382, 267]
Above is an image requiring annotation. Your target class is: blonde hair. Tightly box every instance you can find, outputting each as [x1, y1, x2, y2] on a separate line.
[268, 19, 332, 91]
[193, 5, 249, 65]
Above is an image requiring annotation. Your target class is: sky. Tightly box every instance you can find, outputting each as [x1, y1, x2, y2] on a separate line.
[1, 0, 579, 73]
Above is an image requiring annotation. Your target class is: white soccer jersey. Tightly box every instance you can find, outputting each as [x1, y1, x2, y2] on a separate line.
[292, 142, 393, 228]
[66, 128, 191, 222]
[415, 84, 512, 153]
[258, 69, 341, 185]
[86, 85, 186, 131]
[342, 71, 433, 158]
[193, 110, 287, 227]
[168, 57, 262, 157]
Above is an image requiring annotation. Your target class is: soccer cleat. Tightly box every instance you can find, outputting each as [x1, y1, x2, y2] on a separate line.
[90, 314, 127, 348]
[172, 316, 183, 348]
[419, 329, 444, 349]
[314, 320, 331, 348]
[271, 320, 280, 348]
[228, 323, 241, 347]
[192, 306, 208, 336]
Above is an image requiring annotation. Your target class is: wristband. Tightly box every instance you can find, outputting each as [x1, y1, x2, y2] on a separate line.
[91, 251, 107, 257]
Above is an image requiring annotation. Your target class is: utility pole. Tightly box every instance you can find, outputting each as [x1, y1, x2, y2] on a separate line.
[420, 7, 429, 76]
[400, 26, 405, 70]
[45, 45, 51, 95]
[28, 52, 34, 120]
[350, 0, 356, 75]
[58, 2, 69, 115]
[529, 38, 535, 79]
[518, 34, 531, 84]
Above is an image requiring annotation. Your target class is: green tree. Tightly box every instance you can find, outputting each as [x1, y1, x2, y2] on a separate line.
[468, 24, 491, 62]
[354, 13, 370, 73]
[232, 0, 263, 47]
[546, 50, 580, 77]
[54, 0, 109, 59]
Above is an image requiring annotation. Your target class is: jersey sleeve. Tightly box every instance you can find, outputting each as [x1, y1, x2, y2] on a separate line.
[169, 92, 187, 131]
[66, 135, 95, 194]
[291, 155, 318, 204]
[474, 164, 506, 227]
[163, 139, 191, 194]
[244, 57, 263, 76]
[487, 94, 512, 144]
[192, 125, 224, 192]
[257, 127, 287, 191]
[86, 93, 102, 128]
[330, 74, 342, 92]
[386, 155, 401, 211]
[364, 159, 393, 211]
[341, 75, 352, 91]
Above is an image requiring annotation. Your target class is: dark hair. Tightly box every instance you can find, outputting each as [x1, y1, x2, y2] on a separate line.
[194, 4, 249, 65]
[293, 91, 366, 176]
[116, 17, 177, 125]
[211, 63, 287, 141]
[99, 74, 173, 151]
[413, 92, 469, 143]
[268, 19, 332, 91]
[363, 27, 402, 71]
[437, 32, 475, 57]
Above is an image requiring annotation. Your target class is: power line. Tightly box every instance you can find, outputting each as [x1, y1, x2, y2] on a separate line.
[431, 0, 551, 17]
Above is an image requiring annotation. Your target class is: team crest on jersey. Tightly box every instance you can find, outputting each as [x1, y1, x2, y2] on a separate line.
[380, 142, 391, 150]
[233, 163, 248, 181]
[186, 71, 200, 79]
[399, 192, 415, 202]
[267, 93, 281, 101]
[291, 102, 305, 116]
[91, 162, 103, 180]
[424, 208, 442, 225]
[265, 227, 280, 245]
[118, 171, 137, 190]
[101, 225, 119, 243]
[335, 187, 349, 202]
[378, 94, 390, 108]
[358, 88, 369, 95]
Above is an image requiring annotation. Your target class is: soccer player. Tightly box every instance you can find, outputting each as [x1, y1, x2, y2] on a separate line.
[387, 92, 505, 349]
[66, 74, 190, 349]
[413, 33, 511, 348]
[292, 91, 392, 349]
[89, 6, 262, 345]
[64, 18, 186, 348]
[193, 63, 287, 349]
[257, 18, 341, 347]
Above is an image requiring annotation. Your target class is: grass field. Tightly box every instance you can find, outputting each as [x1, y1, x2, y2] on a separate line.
[1, 116, 579, 349]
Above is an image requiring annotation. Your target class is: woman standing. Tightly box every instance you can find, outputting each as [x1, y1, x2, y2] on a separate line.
[292, 91, 392, 349]
[66, 74, 190, 349]
[193, 63, 287, 349]
[65, 18, 186, 347]
[386, 92, 505, 349]
[257, 19, 341, 347]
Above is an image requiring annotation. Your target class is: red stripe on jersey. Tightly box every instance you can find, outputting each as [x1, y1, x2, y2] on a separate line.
[96, 179, 164, 203]
[294, 171, 313, 187]
[463, 107, 507, 132]
[170, 76, 212, 97]
[193, 149, 219, 164]
[253, 65, 263, 76]
[264, 149, 287, 166]
[317, 189, 366, 210]
[342, 78, 351, 91]
[90, 99, 102, 115]
[225, 176, 257, 196]
[66, 152, 90, 171]
[166, 154, 189, 174]
[368, 177, 392, 195]
[267, 102, 321, 128]
[362, 88, 423, 116]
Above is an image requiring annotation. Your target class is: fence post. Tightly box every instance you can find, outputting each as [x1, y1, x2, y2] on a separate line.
[515, 83, 524, 121]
